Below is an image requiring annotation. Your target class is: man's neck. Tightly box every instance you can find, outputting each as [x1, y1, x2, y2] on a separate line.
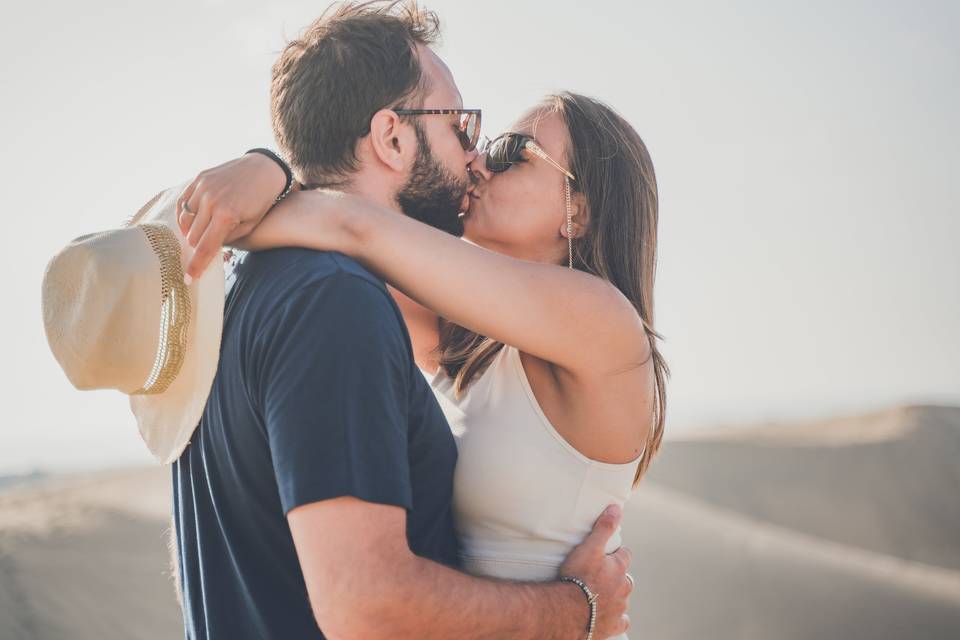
[342, 172, 399, 211]
[337, 173, 442, 372]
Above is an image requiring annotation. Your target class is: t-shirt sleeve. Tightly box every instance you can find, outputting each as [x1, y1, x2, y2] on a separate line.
[253, 273, 413, 514]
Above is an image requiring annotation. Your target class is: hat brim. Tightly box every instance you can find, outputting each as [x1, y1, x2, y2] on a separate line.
[128, 184, 225, 464]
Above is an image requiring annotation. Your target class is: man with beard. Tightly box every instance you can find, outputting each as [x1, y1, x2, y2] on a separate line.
[167, 3, 630, 639]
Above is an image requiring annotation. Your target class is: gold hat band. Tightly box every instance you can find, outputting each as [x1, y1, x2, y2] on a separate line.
[132, 223, 192, 395]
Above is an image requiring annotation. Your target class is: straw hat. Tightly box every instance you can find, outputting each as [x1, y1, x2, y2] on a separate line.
[41, 185, 224, 464]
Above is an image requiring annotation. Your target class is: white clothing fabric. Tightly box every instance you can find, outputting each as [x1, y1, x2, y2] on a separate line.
[425, 344, 641, 639]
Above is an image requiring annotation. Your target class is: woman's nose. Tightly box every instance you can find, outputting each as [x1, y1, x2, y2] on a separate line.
[469, 150, 493, 183]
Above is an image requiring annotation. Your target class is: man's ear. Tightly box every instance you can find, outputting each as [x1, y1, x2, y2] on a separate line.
[560, 189, 590, 239]
[368, 109, 413, 173]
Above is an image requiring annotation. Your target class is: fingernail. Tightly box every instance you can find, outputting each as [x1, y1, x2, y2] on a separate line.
[184, 274, 193, 286]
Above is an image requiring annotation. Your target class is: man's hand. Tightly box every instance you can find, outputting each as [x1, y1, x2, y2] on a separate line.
[289, 497, 634, 640]
[176, 153, 288, 282]
[559, 504, 634, 638]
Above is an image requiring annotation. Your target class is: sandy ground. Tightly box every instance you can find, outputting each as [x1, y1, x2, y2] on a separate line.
[0, 468, 179, 639]
[645, 405, 960, 571]
[1, 405, 958, 639]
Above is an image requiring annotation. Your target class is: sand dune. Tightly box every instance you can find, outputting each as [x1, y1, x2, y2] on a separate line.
[626, 483, 960, 639]
[646, 405, 960, 571]
[1, 405, 958, 639]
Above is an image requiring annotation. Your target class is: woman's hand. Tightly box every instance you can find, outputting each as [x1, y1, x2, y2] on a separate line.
[177, 153, 289, 281]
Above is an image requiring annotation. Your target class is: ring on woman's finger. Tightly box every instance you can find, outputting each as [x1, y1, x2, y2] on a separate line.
[625, 572, 635, 589]
[182, 202, 196, 217]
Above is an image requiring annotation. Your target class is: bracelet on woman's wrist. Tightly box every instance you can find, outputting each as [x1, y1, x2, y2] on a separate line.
[244, 148, 294, 205]
[559, 576, 598, 640]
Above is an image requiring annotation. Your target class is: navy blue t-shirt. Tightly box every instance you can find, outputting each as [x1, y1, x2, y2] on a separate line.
[173, 248, 459, 639]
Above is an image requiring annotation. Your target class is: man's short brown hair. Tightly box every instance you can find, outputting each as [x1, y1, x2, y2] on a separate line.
[271, 1, 441, 188]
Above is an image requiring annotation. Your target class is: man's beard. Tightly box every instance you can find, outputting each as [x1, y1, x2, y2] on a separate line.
[396, 123, 470, 237]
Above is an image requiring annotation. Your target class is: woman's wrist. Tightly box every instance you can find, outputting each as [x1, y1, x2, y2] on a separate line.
[280, 190, 363, 258]
[329, 193, 379, 260]
[244, 148, 293, 203]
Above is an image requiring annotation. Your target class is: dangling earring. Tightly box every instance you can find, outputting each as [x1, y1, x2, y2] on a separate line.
[565, 177, 573, 269]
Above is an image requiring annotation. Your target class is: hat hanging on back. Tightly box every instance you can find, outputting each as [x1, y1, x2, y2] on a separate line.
[41, 185, 225, 464]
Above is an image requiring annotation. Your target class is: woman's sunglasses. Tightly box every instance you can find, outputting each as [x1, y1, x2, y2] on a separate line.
[394, 108, 482, 152]
[479, 132, 576, 181]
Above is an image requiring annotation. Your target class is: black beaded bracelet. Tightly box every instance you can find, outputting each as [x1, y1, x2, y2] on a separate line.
[245, 148, 294, 204]
[559, 576, 598, 640]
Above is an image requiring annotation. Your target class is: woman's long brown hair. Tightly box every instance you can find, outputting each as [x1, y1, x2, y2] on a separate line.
[437, 92, 669, 486]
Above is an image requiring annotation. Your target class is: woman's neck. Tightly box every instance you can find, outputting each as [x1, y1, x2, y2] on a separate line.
[387, 285, 441, 375]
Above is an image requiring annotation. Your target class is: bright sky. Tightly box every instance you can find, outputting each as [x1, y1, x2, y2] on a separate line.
[2, 1, 957, 475]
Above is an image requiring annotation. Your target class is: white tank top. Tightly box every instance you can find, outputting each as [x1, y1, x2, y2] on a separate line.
[425, 345, 640, 637]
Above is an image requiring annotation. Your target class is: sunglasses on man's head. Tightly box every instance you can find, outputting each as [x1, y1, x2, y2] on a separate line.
[479, 132, 576, 181]
[394, 108, 482, 152]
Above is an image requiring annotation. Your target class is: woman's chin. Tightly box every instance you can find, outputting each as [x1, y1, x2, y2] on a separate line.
[460, 216, 484, 245]
[460, 199, 494, 244]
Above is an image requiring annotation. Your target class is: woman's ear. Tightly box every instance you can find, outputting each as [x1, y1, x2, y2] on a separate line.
[367, 109, 412, 173]
[559, 189, 589, 239]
